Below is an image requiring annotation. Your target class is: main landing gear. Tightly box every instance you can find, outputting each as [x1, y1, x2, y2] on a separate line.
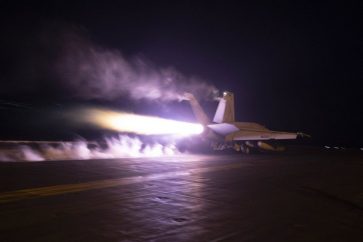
[211, 142, 252, 154]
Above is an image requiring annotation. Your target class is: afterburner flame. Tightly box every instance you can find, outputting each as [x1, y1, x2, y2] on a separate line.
[83, 109, 204, 135]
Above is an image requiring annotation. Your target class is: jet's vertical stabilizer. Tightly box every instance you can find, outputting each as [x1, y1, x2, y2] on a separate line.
[213, 91, 235, 123]
[184, 93, 211, 126]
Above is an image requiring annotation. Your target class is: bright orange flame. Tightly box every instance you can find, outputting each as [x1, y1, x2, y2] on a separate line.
[82, 108, 204, 135]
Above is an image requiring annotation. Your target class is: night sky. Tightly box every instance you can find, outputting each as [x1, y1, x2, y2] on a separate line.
[0, 1, 361, 146]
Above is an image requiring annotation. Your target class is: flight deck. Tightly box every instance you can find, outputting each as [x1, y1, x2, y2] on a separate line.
[0, 147, 362, 241]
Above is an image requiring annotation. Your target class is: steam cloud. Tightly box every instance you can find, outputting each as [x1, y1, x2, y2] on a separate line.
[56, 29, 218, 101]
[1, 24, 218, 102]
[0, 25, 215, 161]
[0, 135, 180, 162]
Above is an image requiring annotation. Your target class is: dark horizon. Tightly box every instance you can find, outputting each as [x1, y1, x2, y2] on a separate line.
[0, 1, 361, 147]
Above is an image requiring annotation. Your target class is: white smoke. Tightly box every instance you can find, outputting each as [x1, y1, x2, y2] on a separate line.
[0, 135, 180, 162]
[56, 30, 218, 101]
[1, 24, 219, 103]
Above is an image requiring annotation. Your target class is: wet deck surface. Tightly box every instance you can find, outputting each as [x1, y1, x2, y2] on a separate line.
[1, 148, 363, 241]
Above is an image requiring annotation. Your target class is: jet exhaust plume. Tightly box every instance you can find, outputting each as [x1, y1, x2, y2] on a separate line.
[74, 108, 204, 136]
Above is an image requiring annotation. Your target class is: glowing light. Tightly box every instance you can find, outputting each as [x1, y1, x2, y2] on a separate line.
[83, 108, 204, 135]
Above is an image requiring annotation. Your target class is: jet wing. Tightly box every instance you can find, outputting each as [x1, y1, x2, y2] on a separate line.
[225, 129, 298, 141]
[207, 123, 239, 136]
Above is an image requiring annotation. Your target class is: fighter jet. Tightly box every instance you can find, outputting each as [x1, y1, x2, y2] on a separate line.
[184, 91, 305, 153]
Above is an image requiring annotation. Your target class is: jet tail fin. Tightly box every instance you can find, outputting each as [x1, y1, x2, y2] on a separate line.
[213, 91, 235, 123]
[184, 93, 211, 126]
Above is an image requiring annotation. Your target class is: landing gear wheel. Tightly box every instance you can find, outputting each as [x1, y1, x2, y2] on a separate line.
[233, 143, 241, 152]
[241, 145, 251, 154]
